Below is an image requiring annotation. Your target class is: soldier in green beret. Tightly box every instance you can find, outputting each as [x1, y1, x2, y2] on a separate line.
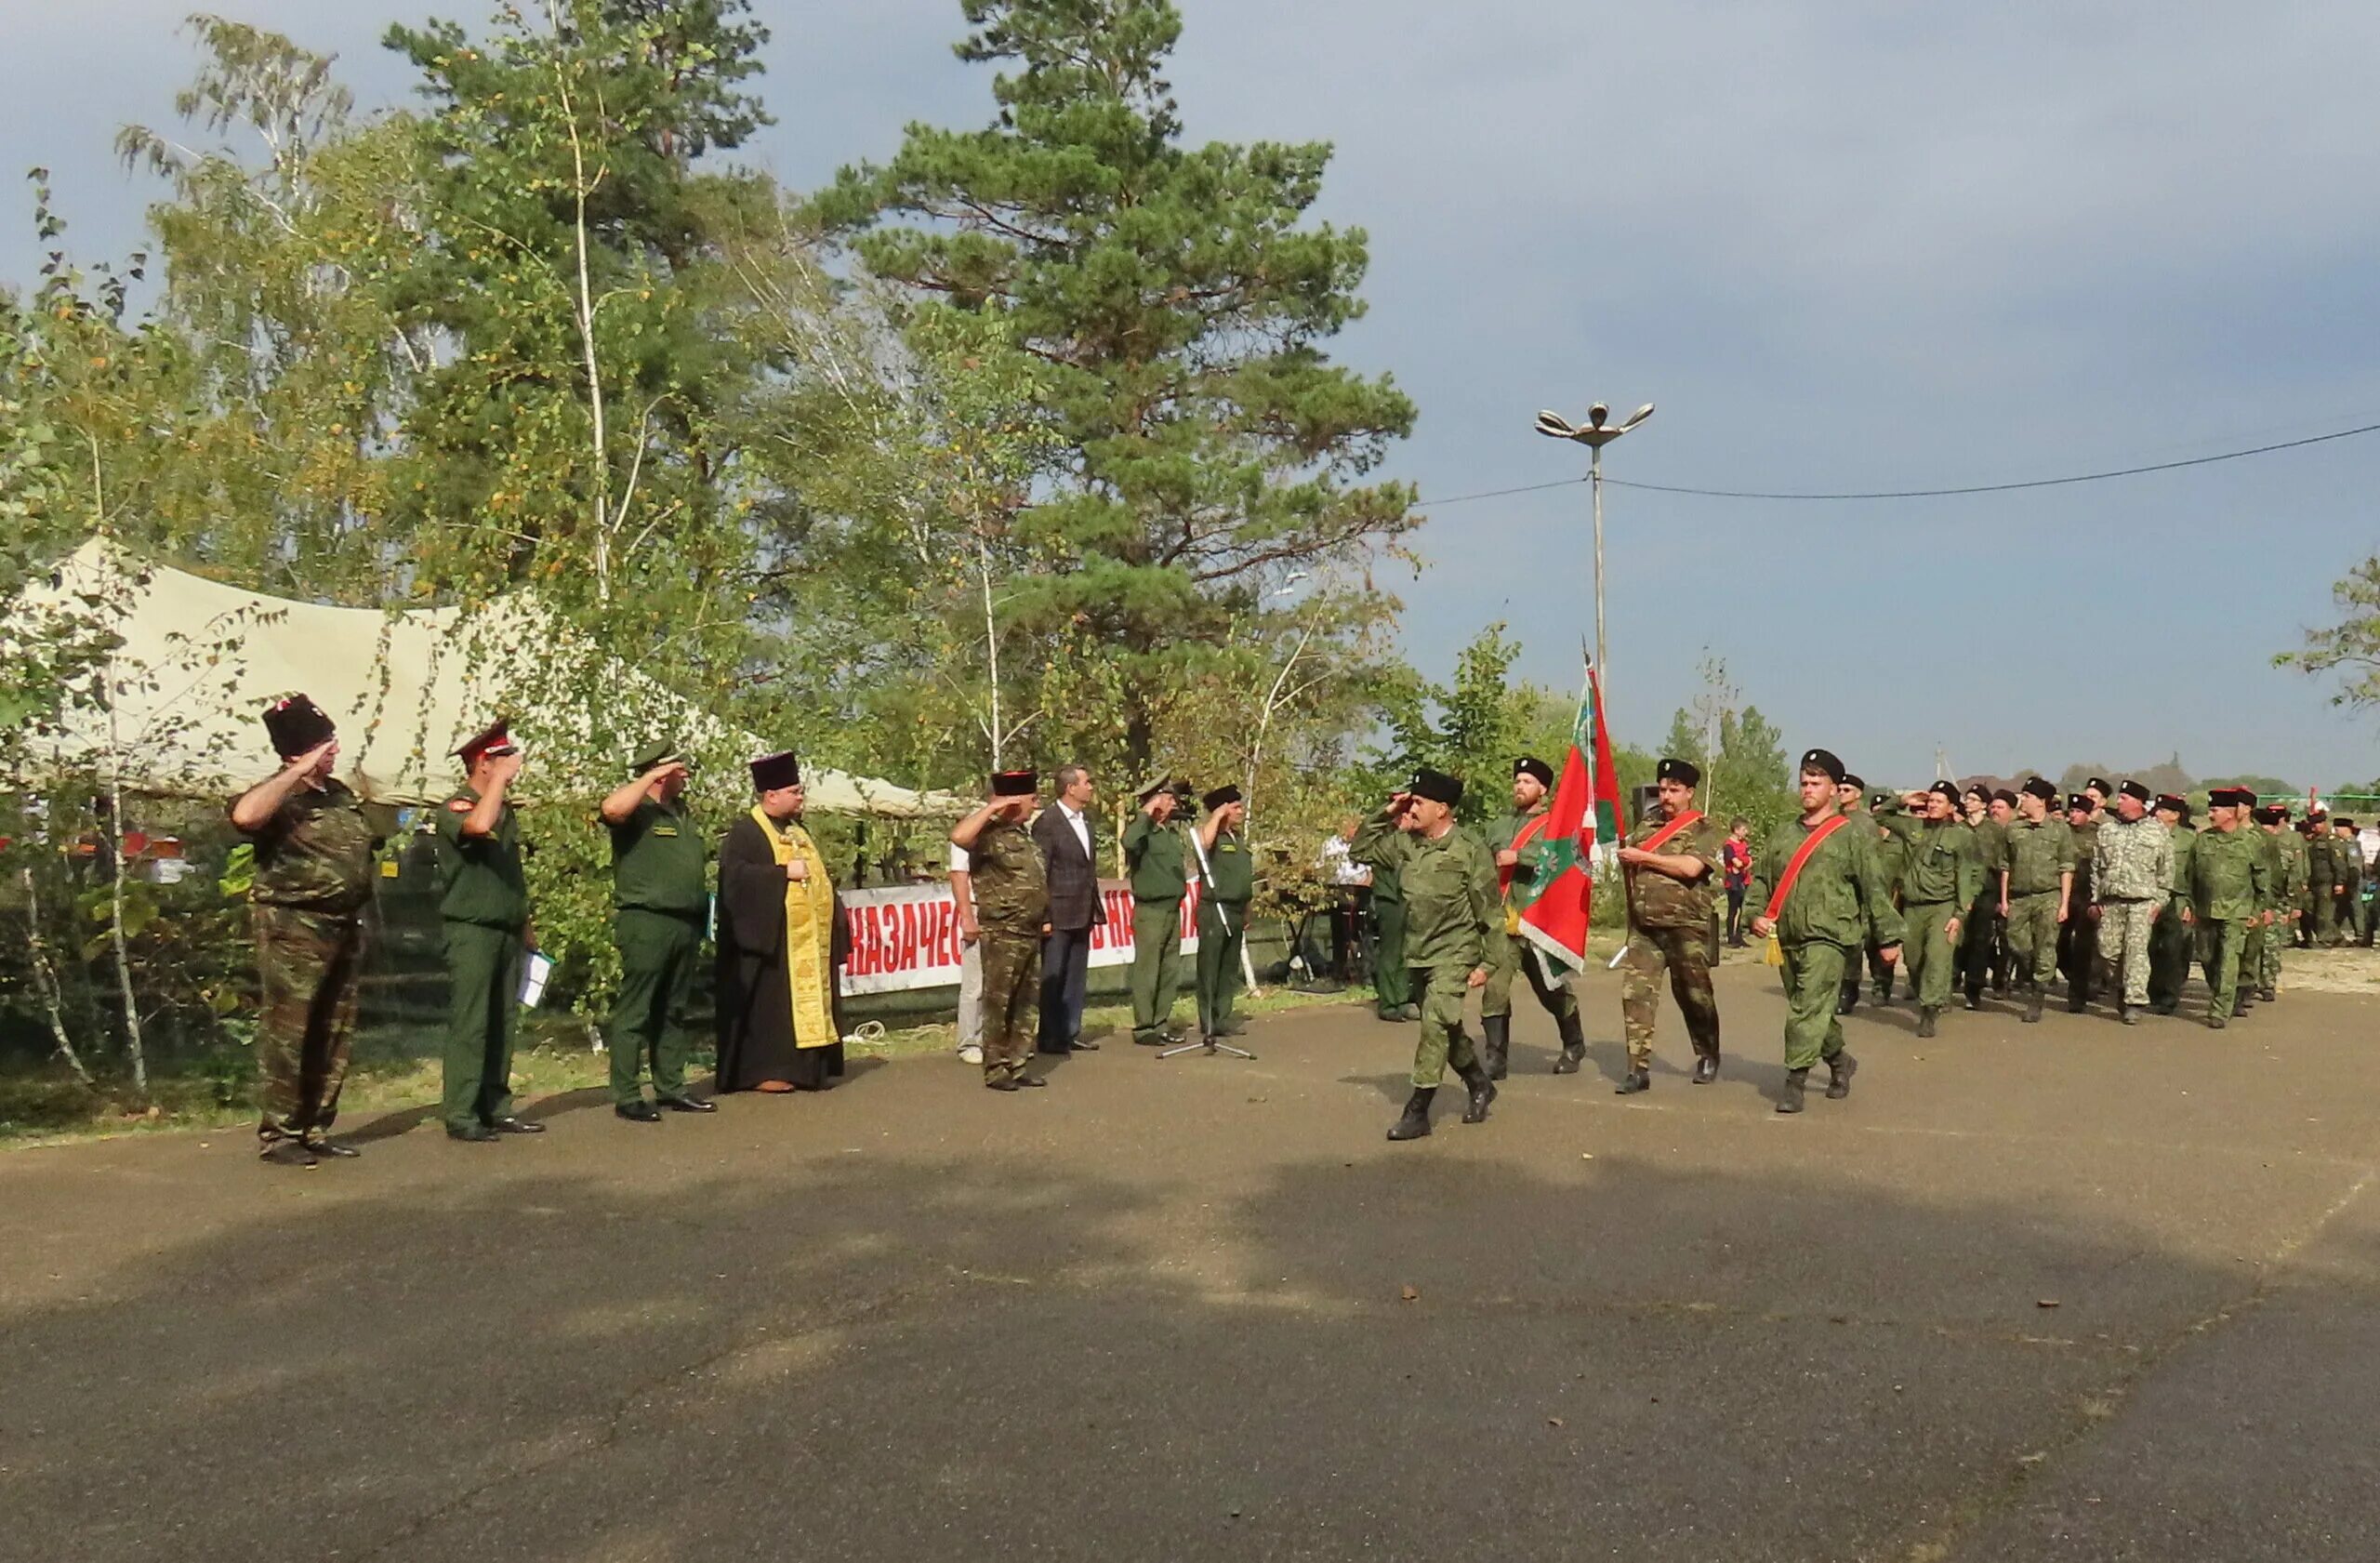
[1121, 776, 1190, 1046]
[598, 743, 715, 1121]
[433, 720, 543, 1142]
[229, 695, 381, 1168]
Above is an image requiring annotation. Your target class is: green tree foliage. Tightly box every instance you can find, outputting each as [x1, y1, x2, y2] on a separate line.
[817, 0, 1420, 777]
[2277, 553, 2380, 707]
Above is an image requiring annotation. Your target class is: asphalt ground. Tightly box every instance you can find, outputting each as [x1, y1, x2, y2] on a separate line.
[3, 960, 2376, 1563]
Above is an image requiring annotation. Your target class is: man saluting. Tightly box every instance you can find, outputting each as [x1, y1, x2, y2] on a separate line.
[599, 742, 715, 1120]
[1749, 748, 1902, 1114]
[433, 719, 543, 1143]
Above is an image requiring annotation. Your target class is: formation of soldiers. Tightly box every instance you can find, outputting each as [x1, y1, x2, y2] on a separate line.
[225, 688, 2370, 1159]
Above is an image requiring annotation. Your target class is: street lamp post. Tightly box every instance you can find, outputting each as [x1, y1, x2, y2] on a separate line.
[1534, 402, 1654, 681]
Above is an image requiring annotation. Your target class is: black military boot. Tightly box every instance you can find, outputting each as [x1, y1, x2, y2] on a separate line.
[1872, 973, 1893, 1005]
[2022, 984, 2044, 1024]
[1615, 1065, 1650, 1095]
[2119, 1003, 2137, 1026]
[1824, 1050, 1858, 1100]
[1916, 1006, 1938, 1039]
[1776, 1067, 1810, 1114]
[1455, 1058, 1498, 1123]
[1551, 1010, 1586, 1075]
[1691, 1045, 1719, 1085]
[1963, 986, 1983, 1012]
[2259, 986, 2278, 1003]
[1386, 1088, 1435, 1141]
[1481, 1013, 1511, 1081]
[1837, 983, 1858, 1016]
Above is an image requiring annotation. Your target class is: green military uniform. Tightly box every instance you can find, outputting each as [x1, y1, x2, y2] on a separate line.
[2239, 826, 2280, 1013]
[970, 810, 1048, 1081]
[2091, 808, 2173, 1015]
[1881, 807, 1982, 1022]
[1961, 812, 2011, 1007]
[2286, 825, 2315, 951]
[2305, 827, 2336, 946]
[606, 794, 707, 1108]
[1122, 806, 1190, 1044]
[2148, 815, 2197, 1013]
[1400, 825, 1503, 1089]
[1195, 823, 1255, 1040]
[1749, 801, 1904, 1102]
[1618, 806, 1726, 1083]
[2190, 817, 2270, 1027]
[240, 776, 379, 1154]
[433, 787, 531, 1134]
[2334, 831, 2368, 944]
[2000, 810, 2076, 1016]
[1482, 802, 1581, 1074]
[1352, 810, 1417, 1019]
[1866, 807, 1910, 1002]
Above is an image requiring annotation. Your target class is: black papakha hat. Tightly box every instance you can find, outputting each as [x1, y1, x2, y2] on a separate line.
[1202, 784, 1243, 810]
[748, 750, 801, 792]
[1992, 788, 2019, 807]
[2067, 794, 2092, 813]
[1407, 767, 1462, 807]
[2118, 779, 2151, 803]
[1800, 748, 1845, 784]
[990, 769, 1037, 797]
[2252, 805, 2283, 826]
[2154, 792, 2188, 814]
[2020, 776, 2058, 802]
[1514, 756, 1555, 788]
[1929, 780, 1962, 803]
[1840, 773, 1866, 793]
[2210, 787, 2254, 808]
[262, 694, 336, 758]
[2086, 776, 2113, 796]
[1657, 757, 1700, 788]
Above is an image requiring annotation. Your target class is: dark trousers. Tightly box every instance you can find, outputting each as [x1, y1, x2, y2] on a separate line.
[1725, 885, 1748, 944]
[609, 908, 700, 1105]
[1038, 924, 1092, 1052]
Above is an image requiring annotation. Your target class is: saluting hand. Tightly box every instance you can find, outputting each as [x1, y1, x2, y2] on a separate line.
[289, 738, 337, 775]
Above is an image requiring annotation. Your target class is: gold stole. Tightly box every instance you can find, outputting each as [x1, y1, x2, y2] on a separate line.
[750, 807, 837, 1050]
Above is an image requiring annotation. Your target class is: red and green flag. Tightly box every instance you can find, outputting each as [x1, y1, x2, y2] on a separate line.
[1514, 665, 1624, 977]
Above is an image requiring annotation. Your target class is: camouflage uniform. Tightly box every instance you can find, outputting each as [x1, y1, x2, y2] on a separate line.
[2091, 815, 2173, 1010]
[968, 815, 1049, 1080]
[1866, 814, 1909, 1000]
[238, 779, 379, 1151]
[2059, 814, 2101, 1008]
[2240, 828, 2280, 1005]
[1351, 813, 1414, 1017]
[2334, 833, 2368, 944]
[1482, 804, 1581, 1028]
[1961, 814, 2011, 1005]
[2190, 824, 2270, 1024]
[2262, 826, 2306, 995]
[2305, 828, 2337, 945]
[1881, 812, 1982, 1013]
[2147, 821, 2198, 1013]
[1399, 825, 1503, 1088]
[1749, 817, 1904, 1072]
[1619, 810, 1725, 1072]
[1999, 816, 2076, 995]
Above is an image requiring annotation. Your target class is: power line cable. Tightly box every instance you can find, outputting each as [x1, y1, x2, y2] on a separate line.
[1415, 418, 2380, 509]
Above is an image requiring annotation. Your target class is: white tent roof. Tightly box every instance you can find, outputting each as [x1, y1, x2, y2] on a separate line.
[4, 537, 968, 818]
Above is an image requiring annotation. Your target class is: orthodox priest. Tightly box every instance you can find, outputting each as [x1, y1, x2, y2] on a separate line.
[715, 750, 844, 1092]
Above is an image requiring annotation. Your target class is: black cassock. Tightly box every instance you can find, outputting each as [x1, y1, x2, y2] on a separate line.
[714, 815, 846, 1092]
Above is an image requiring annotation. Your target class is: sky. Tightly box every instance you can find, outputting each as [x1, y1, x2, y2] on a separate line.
[7, 1, 2380, 788]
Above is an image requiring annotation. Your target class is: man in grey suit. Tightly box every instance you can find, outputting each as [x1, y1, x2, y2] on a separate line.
[1033, 763, 1107, 1053]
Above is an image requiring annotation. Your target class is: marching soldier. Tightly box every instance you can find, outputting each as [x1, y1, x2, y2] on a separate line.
[1999, 777, 2076, 1025]
[1961, 788, 2015, 1009]
[950, 771, 1050, 1090]
[2301, 812, 2334, 948]
[598, 743, 715, 1121]
[2256, 804, 2305, 1001]
[1194, 784, 1255, 1042]
[433, 720, 543, 1142]
[2235, 808, 2281, 1017]
[1353, 788, 1418, 1022]
[1614, 757, 1726, 1092]
[2147, 795, 2197, 1014]
[1749, 749, 1902, 1114]
[1866, 788, 1909, 1005]
[1884, 781, 1981, 1037]
[1121, 776, 1192, 1046]
[1484, 755, 1586, 1079]
[1381, 768, 1501, 1141]
[2089, 780, 2171, 1025]
[2334, 817, 2368, 945]
[2059, 793, 2101, 1013]
[1831, 773, 1875, 1013]
[2189, 788, 2271, 1029]
[229, 695, 380, 1168]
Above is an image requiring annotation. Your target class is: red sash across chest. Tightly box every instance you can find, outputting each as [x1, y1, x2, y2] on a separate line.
[1762, 815, 1851, 923]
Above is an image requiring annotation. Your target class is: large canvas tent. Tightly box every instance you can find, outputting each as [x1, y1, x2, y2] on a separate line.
[4, 537, 967, 817]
